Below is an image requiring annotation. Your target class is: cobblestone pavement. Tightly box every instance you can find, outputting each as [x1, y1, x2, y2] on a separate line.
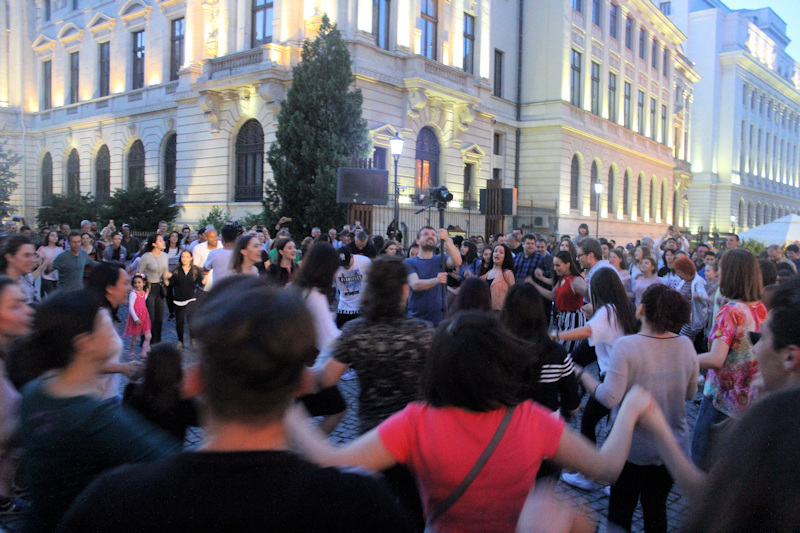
[1, 300, 700, 532]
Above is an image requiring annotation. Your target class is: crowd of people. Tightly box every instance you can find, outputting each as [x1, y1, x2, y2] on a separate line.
[0, 215, 799, 531]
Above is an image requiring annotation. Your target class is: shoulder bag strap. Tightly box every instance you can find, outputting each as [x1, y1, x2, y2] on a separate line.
[425, 405, 516, 530]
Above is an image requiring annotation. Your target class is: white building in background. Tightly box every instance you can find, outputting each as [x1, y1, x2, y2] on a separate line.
[665, 0, 800, 235]
[0, 0, 695, 242]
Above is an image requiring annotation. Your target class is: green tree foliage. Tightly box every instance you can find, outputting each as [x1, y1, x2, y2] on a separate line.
[0, 140, 21, 219]
[98, 184, 179, 231]
[197, 205, 230, 230]
[740, 239, 767, 257]
[264, 14, 370, 236]
[36, 194, 100, 229]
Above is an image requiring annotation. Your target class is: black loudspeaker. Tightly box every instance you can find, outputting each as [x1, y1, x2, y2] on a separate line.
[479, 187, 517, 215]
[336, 168, 389, 205]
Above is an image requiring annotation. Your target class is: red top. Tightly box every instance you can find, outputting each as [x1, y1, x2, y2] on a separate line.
[378, 401, 564, 533]
[554, 275, 584, 312]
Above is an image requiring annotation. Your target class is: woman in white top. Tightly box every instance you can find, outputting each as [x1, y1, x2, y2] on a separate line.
[229, 234, 262, 276]
[294, 242, 345, 434]
[37, 230, 61, 298]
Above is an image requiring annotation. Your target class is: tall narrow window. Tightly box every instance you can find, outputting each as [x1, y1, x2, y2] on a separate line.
[625, 17, 633, 50]
[251, 0, 273, 47]
[661, 104, 667, 145]
[95, 145, 110, 200]
[650, 98, 656, 140]
[421, 0, 438, 60]
[235, 120, 264, 202]
[609, 4, 618, 40]
[608, 72, 617, 123]
[132, 31, 145, 90]
[662, 48, 669, 76]
[590, 161, 599, 212]
[72, 0, 78, 9]
[463, 13, 475, 73]
[608, 168, 615, 216]
[639, 27, 646, 61]
[415, 127, 440, 190]
[44, 0, 51, 21]
[164, 134, 177, 203]
[463, 163, 473, 200]
[661, 182, 667, 221]
[650, 180, 656, 219]
[42, 60, 52, 110]
[128, 140, 145, 188]
[590, 61, 600, 115]
[170, 18, 185, 81]
[592, 0, 601, 27]
[572, 0, 582, 13]
[659, 2, 671, 15]
[651, 39, 658, 69]
[624, 81, 631, 129]
[68, 52, 79, 105]
[67, 149, 80, 196]
[41, 153, 53, 203]
[493, 133, 502, 155]
[570, 155, 580, 210]
[570, 50, 581, 107]
[373, 0, 390, 50]
[623, 170, 630, 215]
[637, 90, 645, 135]
[372, 147, 387, 170]
[98, 42, 110, 97]
[494, 50, 504, 97]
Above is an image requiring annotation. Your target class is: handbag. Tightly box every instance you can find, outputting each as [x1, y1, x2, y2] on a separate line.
[424, 405, 516, 533]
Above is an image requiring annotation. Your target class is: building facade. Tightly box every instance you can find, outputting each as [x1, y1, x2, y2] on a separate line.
[666, 0, 800, 236]
[1, 0, 694, 242]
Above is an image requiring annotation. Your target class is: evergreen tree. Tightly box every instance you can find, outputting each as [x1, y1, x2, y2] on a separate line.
[265, 14, 370, 236]
[98, 184, 180, 231]
[0, 140, 21, 219]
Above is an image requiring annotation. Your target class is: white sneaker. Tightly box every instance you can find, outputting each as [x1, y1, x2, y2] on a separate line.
[561, 472, 598, 491]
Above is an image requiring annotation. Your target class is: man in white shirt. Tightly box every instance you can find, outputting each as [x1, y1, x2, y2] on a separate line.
[202, 225, 237, 291]
[192, 227, 221, 268]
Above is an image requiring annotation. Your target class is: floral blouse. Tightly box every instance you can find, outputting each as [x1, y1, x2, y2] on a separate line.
[704, 300, 767, 417]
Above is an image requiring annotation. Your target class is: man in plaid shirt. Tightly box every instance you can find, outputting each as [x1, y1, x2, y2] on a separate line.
[513, 234, 547, 284]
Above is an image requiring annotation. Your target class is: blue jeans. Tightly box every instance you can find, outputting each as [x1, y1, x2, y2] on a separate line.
[691, 396, 729, 471]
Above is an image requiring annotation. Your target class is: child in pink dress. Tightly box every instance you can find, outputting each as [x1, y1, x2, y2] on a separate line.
[123, 274, 152, 359]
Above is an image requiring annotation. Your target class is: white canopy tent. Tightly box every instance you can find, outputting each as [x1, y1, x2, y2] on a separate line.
[738, 214, 800, 245]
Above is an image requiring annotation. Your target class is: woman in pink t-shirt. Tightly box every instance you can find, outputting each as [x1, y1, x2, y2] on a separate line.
[289, 311, 654, 533]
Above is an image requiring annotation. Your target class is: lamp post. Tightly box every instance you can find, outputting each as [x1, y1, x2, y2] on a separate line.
[594, 181, 604, 238]
[390, 133, 404, 239]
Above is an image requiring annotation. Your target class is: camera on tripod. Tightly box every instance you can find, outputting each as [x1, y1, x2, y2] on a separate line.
[430, 186, 453, 209]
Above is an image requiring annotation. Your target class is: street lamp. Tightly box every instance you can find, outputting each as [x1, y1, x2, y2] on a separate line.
[390, 133, 404, 239]
[594, 181, 604, 238]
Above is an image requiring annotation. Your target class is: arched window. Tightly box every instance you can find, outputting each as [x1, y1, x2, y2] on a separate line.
[756, 203, 762, 226]
[738, 199, 745, 228]
[164, 134, 177, 203]
[235, 119, 264, 202]
[623, 170, 630, 216]
[661, 181, 667, 222]
[41, 153, 53, 203]
[638, 173, 646, 218]
[747, 201, 754, 227]
[764, 204, 772, 223]
[67, 149, 80, 195]
[415, 127, 440, 190]
[95, 145, 110, 200]
[590, 161, 599, 212]
[607, 168, 615, 217]
[128, 140, 145, 188]
[570, 155, 580, 210]
[649, 179, 656, 220]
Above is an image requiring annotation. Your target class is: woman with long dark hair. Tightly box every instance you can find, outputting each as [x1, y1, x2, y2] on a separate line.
[451, 276, 492, 314]
[164, 231, 182, 321]
[139, 234, 171, 344]
[123, 343, 198, 441]
[459, 241, 482, 280]
[531, 250, 586, 354]
[229, 234, 262, 276]
[478, 245, 493, 277]
[18, 291, 179, 531]
[264, 238, 298, 287]
[480, 243, 515, 310]
[289, 311, 654, 533]
[576, 284, 697, 531]
[0, 236, 47, 304]
[558, 267, 639, 491]
[164, 250, 203, 348]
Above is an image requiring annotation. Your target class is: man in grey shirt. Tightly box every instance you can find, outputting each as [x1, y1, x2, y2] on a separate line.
[49, 232, 98, 292]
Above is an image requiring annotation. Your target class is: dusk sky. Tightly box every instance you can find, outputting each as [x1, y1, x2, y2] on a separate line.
[724, 0, 800, 60]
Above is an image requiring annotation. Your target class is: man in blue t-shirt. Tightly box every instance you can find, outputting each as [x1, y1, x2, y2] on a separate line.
[404, 226, 462, 325]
